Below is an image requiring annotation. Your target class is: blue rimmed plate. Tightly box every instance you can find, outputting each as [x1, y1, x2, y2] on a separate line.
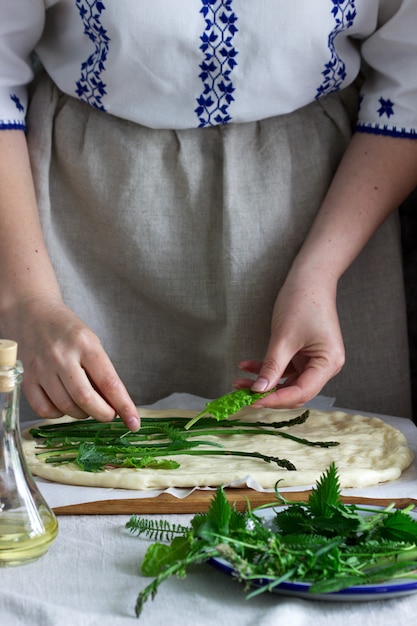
[210, 507, 417, 601]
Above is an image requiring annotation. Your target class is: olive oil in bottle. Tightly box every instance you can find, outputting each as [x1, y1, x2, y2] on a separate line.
[0, 339, 58, 566]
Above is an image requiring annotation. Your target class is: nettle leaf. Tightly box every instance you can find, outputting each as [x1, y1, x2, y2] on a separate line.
[275, 506, 313, 535]
[231, 507, 252, 535]
[76, 442, 112, 471]
[276, 505, 361, 540]
[379, 510, 417, 543]
[308, 462, 341, 517]
[193, 487, 236, 541]
[308, 509, 362, 538]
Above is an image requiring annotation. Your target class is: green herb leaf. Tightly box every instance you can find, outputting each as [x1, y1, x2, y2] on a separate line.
[184, 388, 275, 429]
[141, 536, 192, 577]
[379, 509, 417, 543]
[76, 442, 113, 472]
[191, 486, 245, 541]
[307, 462, 341, 517]
[121, 457, 181, 470]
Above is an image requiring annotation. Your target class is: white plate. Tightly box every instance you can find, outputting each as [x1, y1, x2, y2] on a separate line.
[210, 506, 417, 601]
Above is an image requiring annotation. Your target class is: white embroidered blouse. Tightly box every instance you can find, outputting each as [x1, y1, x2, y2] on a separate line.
[0, 0, 416, 137]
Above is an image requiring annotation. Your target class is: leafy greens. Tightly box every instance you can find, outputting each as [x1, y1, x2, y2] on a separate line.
[127, 463, 417, 618]
[29, 407, 338, 472]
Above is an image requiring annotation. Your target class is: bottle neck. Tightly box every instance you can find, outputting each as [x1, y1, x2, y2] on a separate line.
[0, 362, 23, 393]
[0, 363, 23, 431]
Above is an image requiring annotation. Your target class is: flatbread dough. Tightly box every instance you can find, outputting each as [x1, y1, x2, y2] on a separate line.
[22, 406, 414, 490]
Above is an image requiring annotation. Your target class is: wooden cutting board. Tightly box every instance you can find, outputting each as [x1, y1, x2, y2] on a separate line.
[52, 488, 417, 515]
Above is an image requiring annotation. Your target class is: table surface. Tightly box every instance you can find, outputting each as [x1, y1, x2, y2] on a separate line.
[3, 395, 417, 626]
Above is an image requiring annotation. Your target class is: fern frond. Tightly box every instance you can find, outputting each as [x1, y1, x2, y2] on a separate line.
[280, 532, 337, 550]
[126, 516, 189, 541]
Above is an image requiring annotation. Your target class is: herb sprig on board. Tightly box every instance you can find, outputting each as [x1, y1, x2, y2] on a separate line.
[29, 406, 338, 472]
[127, 463, 417, 618]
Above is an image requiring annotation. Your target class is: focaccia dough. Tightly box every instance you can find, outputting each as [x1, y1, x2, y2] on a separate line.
[22, 406, 414, 490]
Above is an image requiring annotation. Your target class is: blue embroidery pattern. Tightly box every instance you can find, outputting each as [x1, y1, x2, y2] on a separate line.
[356, 95, 417, 138]
[10, 93, 24, 113]
[75, 0, 109, 111]
[195, 0, 238, 127]
[316, 0, 357, 99]
[0, 94, 26, 129]
[356, 124, 416, 139]
[377, 97, 395, 119]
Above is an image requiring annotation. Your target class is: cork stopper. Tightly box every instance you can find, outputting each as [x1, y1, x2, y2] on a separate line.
[0, 339, 18, 367]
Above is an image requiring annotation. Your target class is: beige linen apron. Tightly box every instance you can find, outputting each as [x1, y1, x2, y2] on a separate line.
[25, 73, 411, 418]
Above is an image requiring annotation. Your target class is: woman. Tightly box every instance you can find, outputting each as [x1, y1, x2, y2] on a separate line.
[0, 0, 416, 429]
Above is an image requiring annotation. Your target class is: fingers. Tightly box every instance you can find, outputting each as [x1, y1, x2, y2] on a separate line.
[248, 347, 344, 409]
[234, 360, 262, 391]
[235, 360, 298, 393]
[81, 349, 140, 431]
[24, 381, 78, 420]
[236, 360, 263, 376]
[16, 311, 140, 430]
[24, 359, 140, 431]
[250, 355, 285, 393]
[251, 363, 340, 409]
[236, 340, 345, 409]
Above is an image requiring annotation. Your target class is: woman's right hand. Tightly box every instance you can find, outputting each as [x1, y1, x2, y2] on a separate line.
[2, 295, 140, 431]
[0, 130, 139, 431]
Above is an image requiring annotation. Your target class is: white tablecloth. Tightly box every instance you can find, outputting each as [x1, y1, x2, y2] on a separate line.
[2, 395, 417, 626]
[2, 511, 417, 626]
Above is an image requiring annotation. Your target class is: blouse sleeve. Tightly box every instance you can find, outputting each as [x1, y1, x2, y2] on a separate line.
[356, 0, 417, 139]
[0, 0, 45, 130]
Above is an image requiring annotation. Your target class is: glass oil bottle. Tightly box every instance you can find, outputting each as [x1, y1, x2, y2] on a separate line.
[0, 339, 58, 565]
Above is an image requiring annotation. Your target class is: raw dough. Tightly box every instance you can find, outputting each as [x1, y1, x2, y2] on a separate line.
[22, 406, 414, 490]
